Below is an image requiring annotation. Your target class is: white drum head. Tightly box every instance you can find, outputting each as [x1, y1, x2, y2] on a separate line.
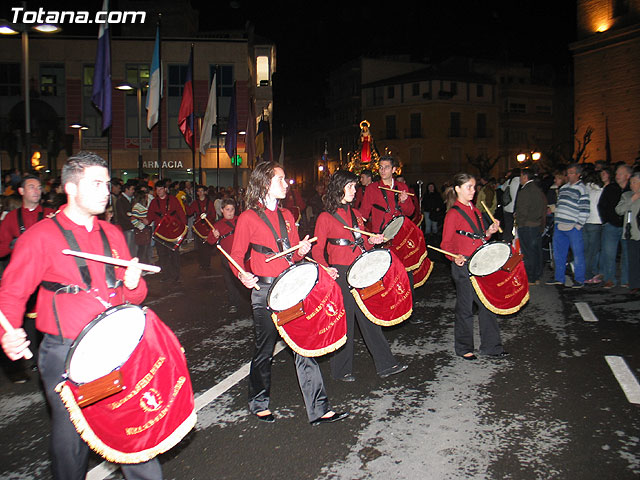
[382, 216, 404, 240]
[347, 249, 392, 289]
[268, 262, 318, 311]
[67, 305, 146, 384]
[468, 242, 511, 276]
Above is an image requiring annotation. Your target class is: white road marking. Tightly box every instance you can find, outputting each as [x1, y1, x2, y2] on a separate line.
[575, 302, 598, 322]
[605, 355, 640, 404]
[87, 342, 287, 480]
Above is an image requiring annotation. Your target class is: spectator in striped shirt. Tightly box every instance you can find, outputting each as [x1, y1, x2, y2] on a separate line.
[546, 163, 590, 288]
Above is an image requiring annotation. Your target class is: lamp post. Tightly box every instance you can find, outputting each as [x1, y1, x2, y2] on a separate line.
[516, 151, 541, 168]
[0, 12, 61, 174]
[69, 123, 89, 151]
[115, 83, 144, 179]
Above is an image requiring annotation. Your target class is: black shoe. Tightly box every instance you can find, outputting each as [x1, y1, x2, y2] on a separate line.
[487, 351, 510, 358]
[334, 373, 355, 382]
[255, 412, 275, 423]
[378, 364, 408, 378]
[461, 353, 477, 361]
[310, 411, 349, 426]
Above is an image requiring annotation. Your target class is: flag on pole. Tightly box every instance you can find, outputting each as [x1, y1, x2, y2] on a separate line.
[178, 50, 194, 149]
[146, 25, 162, 130]
[225, 83, 237, 159]
[199, 73, 217, 155]
[91, 0, 112, 132]
[256, 117, 271, 161]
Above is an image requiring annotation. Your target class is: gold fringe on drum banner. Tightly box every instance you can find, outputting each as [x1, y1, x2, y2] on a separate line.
[55, 382, 197, 464]
[271, 313, 347, 357]
[413, 259, 433, 289]
[469, 276, 529, 315]
[350, 290, 413, 327]
[405, 248, 428, 272]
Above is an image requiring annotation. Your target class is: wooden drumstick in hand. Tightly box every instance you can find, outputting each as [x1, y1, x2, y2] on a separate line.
[480, 201, 503, 233]
[427, 245, 466, 262]
[0, 310, 33, 360]
[343, 225, 389, 242]
[378, 186, 415, 196]
[265, 237, 318, 262]
[62, 250, 161, 273]
[216, 244, 260, 290]
[200, 213, 216, 230]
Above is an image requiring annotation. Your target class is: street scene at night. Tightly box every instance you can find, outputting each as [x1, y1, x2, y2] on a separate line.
[0, 0, 639, 479]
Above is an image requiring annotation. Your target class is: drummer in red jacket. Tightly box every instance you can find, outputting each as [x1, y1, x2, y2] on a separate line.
[312, 170, 408, 382]
[230, 161, 348, 425]
[359, 156, 414, 233]
[441, 173, 507, 360]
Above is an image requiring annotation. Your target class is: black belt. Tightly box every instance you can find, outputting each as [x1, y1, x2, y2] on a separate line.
[256, 276, 276, 284]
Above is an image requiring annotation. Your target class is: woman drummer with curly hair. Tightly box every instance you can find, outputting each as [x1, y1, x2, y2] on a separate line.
[441, 173, 508, 360]
[312, 170, 408, 381]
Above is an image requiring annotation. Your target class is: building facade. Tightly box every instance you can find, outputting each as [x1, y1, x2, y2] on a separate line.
[571, 0, 640, 164]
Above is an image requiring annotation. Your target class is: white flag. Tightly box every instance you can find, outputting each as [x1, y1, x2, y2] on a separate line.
[146, 26, 161, 130]
[199, 73, 217, 155]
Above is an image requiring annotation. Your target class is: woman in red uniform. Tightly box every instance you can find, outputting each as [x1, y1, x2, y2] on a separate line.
[313, 170, 408, 381]
[230, 161, 348, 425]
[441, 173, 508, 360]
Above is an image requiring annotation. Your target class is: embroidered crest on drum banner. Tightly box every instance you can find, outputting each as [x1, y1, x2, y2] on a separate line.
[108, 356, 165, 409]
[125, 376, 187, 435]
[325, 301, 339, 316]
[140, 388, 163, 412]
[318, 309, 345, 335]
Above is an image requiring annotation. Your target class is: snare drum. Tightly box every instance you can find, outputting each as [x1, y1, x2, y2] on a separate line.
[381, 216, 405, 242]
[467, 241, 512, 277]
[347, 249, 412, 326]
[153, 216, 187, 251]
[382, 215, 428, 271]
[268, 262, 346, 357]
[56, 305, 196, 464]
[192, 216, 213, 240]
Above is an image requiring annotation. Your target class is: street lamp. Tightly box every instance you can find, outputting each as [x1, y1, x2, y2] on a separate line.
[517, 151, 541, 165]
[0, 14, 60, 174]
[69, 123, 89, 151]
[115, 82, 144, 178]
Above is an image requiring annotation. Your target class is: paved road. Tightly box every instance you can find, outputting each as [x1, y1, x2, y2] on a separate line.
[1, 250, 639, 479]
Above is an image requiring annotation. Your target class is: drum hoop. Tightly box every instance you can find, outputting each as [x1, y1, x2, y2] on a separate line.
[346, 248, 392, 289]
[64, 304, 146, 383]
[267, 262, 319, 312]
[192, 219, 211, 239]
[381, 216, 405, 239]
[468, 241, 511, 276]
[154, 223, 188, 243]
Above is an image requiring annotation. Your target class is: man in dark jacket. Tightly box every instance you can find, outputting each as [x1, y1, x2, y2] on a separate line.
[516, 169, 547, 284]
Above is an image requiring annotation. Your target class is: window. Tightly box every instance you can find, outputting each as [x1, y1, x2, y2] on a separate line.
[82, 65, 100, 136]
[124, 64, 151, 142]
[476, 84, 484, 97]
[40, 64, 65, 97]
[450, 82, 457, 95]
[412, 83, 419, 96]
[449, 112, 461, 137]
[387, 86, 395, 99]
[168, 63, 190, 148]
[0, 63, 20, 96]
[256, 56, 269, 86]
[535, 103, 552, 115]
[373, 86, 383, 106]
[410, 113, 422, 138]
[385, 115, 397, 139]
[476, 113, 487, 138]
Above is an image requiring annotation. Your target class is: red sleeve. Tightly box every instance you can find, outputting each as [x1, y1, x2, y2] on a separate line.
[359, 184, 374, 223]
[0, 210, 19, 258]
[171, 196, 187, 224]
[311, 212, 331, 267]
[440, 208, 459, 261]
[398, 183, 415, 216]
[146, 198, 162, 221]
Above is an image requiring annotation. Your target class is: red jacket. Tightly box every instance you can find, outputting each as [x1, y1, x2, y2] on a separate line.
[209, 216, 237, 252]
[186, 197, 216, 220]
[312, 206, 371, 267]
[230, 207, 303, 278]
[0, 209, 147, 338]
[441, 200, 493, 260]
[0, 205, 54, 258]
[359, 180, 414, 232]
[146, 194, 187, 226]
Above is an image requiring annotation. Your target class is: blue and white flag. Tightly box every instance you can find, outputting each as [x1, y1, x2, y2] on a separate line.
[91, 0, 112, 132]
[146, 25, 162, 130]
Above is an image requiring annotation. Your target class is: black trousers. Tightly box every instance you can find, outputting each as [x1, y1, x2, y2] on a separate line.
[330, 264, 396, 378]
[248, 284, 330, 422]
[39, 335, 162, 480]
[194, 238, 213, 268]
[628, 239, 640, 289]
[221, 259, 243, 306]
[155, 242, 180, 281]
[451, 263, 504, 356]
[518, 226, 543, 282]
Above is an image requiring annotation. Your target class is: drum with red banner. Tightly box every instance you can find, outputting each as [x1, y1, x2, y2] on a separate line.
[55, 305, 196, 464]
[153, 216, 187, 251]
[382, 216, 428, 272]
[412, 255, 433, 289]
[346, 249, 413, 326]
[268, 262, 346, 357]
[470, 245, 529, 315]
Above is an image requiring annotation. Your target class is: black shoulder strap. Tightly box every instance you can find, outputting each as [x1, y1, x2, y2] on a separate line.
[451, 205, 485, 239]
[254, 208, 292, 263]
[330, 207, 365, 252]
[17, 208, 46, 235]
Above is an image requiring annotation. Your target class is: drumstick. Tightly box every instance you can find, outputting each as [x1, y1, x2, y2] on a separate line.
[216, 244, 260, 290]
[264, 237, 318, 262]
[480, 201, 503, 233]
[199, 213, 216, 230]
[61, 249, 161, 273]
[427, 245, 464, 259]
[0, 310, 33, 360]
[304, 256, 336, 276]
[378, 186, 415, 196]
[343, 225, 389, 243]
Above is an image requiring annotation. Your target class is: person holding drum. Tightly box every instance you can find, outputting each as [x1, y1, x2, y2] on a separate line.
[187, 184, 217, 271]
[312, 170, 408, 382]
[441, 173, 508, 360]
[230, 161, 348, 425]
[0, 152, 163, 479]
